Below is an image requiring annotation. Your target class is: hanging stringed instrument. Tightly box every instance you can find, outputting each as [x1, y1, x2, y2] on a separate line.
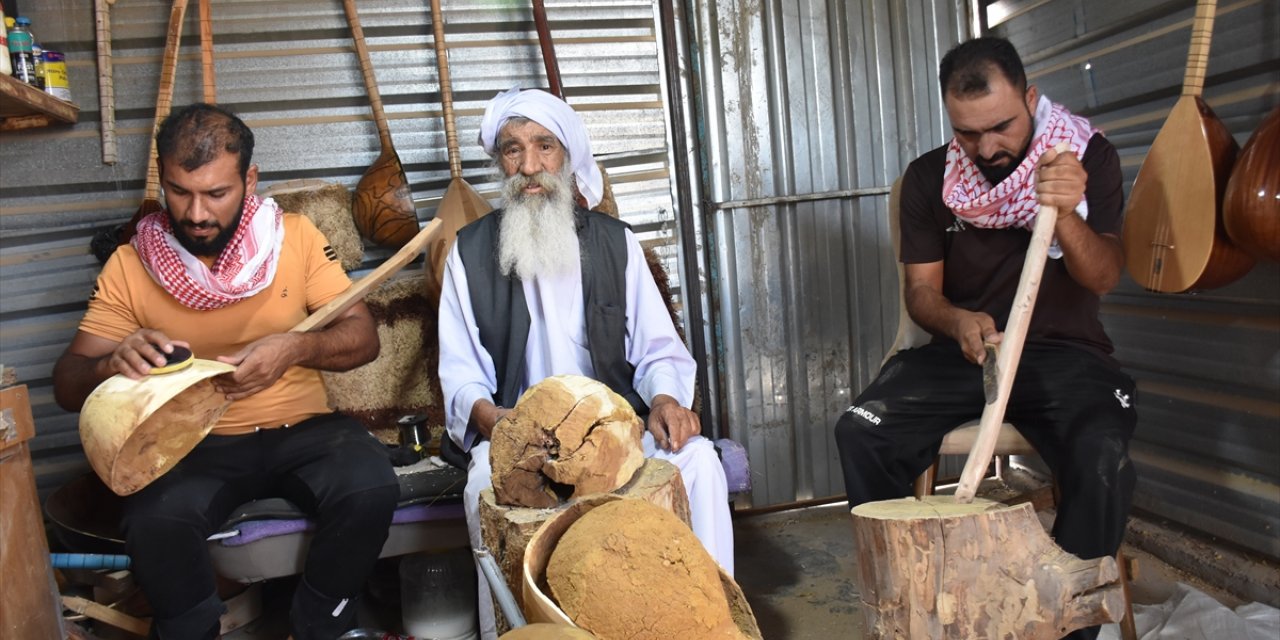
[1121, 0, 1254, 293]
[1223, 107, 1280, 263]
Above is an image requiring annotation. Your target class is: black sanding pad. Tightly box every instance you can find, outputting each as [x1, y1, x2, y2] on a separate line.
[149, 345, 194, 375]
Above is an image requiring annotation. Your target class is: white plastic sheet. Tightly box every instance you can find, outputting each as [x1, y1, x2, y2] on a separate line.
[1098, 583, 1280, 640]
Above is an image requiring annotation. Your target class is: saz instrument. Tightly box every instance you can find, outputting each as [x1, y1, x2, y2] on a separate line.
[113, 0, 189, 252]
[343, 0, 420, 249]
[1223, 107, 1280, 262]
[422, 0, 493, 310]
[1121, 0, 1254, 292]
[530, 0, 618, 216]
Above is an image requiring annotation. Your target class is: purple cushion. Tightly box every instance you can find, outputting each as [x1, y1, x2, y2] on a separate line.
[715, 438, 752, 494]
[214, 502, 465, 547]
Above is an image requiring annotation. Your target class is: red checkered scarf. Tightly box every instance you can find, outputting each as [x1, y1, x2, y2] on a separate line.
[132, 195, 284, 310]
[942, 96, 1097, 232]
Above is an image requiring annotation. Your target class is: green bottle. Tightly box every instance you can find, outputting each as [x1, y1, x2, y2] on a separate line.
[9, 16, 35, 85]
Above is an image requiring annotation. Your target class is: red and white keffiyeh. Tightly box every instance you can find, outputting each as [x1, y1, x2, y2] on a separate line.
[132, 195, 284, 310]
[941, 95, 1098, 244]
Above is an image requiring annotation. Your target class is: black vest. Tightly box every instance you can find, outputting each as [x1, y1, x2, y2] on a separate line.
[455, 207, 647, 415]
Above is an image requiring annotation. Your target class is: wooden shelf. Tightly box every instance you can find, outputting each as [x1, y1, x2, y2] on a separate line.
[0, 73, 78, 132]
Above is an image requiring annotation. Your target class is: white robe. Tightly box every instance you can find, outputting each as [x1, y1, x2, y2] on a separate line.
[437, 227, 734, 640]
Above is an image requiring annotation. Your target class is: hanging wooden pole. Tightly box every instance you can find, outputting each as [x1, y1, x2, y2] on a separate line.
[531, 0, 563, 99]
[199, 0, 215, 103]
[94, 0, 117, 164]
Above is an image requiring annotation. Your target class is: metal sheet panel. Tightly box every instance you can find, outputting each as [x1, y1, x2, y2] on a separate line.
[689, 0, 967, 506]
[991, 0, 1280, 558]
[0, 0, 683, 496]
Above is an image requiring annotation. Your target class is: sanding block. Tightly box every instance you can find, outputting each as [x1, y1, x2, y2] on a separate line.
[148, 346, 194, 375]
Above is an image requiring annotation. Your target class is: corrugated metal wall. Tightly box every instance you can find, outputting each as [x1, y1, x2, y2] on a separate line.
[0, 0, 683, 496]
[691, 0, 1280, 560]
[685, 0, 968, 507]
[990, 0, 1280, 559]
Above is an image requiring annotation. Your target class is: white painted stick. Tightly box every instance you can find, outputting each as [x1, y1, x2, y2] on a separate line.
[954, 143, 1069, 503]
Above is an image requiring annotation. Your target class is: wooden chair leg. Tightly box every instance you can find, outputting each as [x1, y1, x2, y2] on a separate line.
[1117, 551, 1137, 640]
[913, 459, 939, 499]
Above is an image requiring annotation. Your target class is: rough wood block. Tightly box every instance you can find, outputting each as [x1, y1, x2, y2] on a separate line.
[480, 458, 689, 633]
[850, 496, 1124, 639]
[490, 376, 644, 508]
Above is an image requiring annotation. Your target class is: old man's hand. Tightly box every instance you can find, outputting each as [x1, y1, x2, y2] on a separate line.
[648, 394, 700, 453]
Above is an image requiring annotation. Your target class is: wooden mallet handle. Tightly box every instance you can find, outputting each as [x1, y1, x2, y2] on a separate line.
[954, 142, 1070, 503]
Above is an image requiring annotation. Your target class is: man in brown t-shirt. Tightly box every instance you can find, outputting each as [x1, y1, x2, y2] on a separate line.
[53, 104, 397, 640]
[835, 38, 1137, 640]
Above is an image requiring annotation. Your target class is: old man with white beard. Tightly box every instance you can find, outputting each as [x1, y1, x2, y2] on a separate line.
[438, 88, 734, 639]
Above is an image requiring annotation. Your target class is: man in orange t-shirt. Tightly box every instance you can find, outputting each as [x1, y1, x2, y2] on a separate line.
[53, 103, 397, 640]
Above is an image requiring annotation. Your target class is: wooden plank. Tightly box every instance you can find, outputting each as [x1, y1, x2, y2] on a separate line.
[0, 74, 78, 125]
[1, 385, 64, 640]
[0, 114, 57, 132]
[61, 596, 149, 637]
[0, 385, 36, 453]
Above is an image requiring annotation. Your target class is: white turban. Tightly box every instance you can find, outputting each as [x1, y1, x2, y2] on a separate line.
[479, 87, 605, 209]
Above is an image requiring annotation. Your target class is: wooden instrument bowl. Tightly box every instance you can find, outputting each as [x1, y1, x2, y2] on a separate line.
[353, 149, 418, 249]
[1224, 106, 1280, 262]
[79, 359, 235, 496]
[521, 494, 762, 639]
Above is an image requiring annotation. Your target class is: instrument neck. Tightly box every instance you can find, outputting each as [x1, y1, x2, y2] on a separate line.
[1182, 0, 1217, 97]
[430, 0, 463, 179]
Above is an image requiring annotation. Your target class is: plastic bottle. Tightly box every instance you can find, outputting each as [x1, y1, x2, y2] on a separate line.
[399, 549, 479, 640]
[1, 10, 12, 76]
[9, 16, 35, 85]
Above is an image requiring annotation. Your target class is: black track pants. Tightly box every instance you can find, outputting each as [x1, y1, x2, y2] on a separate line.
[122, 413, 398, 639]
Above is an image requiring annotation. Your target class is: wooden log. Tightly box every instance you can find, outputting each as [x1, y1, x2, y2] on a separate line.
[850, 496, 1124, 640]
[480, 458, 690, 634]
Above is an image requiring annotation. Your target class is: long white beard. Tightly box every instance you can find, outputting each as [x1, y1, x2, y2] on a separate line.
[497, 167, 579, 281]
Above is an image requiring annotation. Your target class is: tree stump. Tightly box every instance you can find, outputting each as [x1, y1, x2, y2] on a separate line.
[480, 458, 690, 633]
[850, 496, 1124, 639]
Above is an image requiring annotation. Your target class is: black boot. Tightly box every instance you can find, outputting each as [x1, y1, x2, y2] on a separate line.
[148, 591, 224, 640]
[290, 576, 360, 640]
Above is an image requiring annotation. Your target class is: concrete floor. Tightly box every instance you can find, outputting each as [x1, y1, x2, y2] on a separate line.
[729, 475, 1251, 639]
[733, 501, 863, 638]
[80, 474, 1258, 639]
